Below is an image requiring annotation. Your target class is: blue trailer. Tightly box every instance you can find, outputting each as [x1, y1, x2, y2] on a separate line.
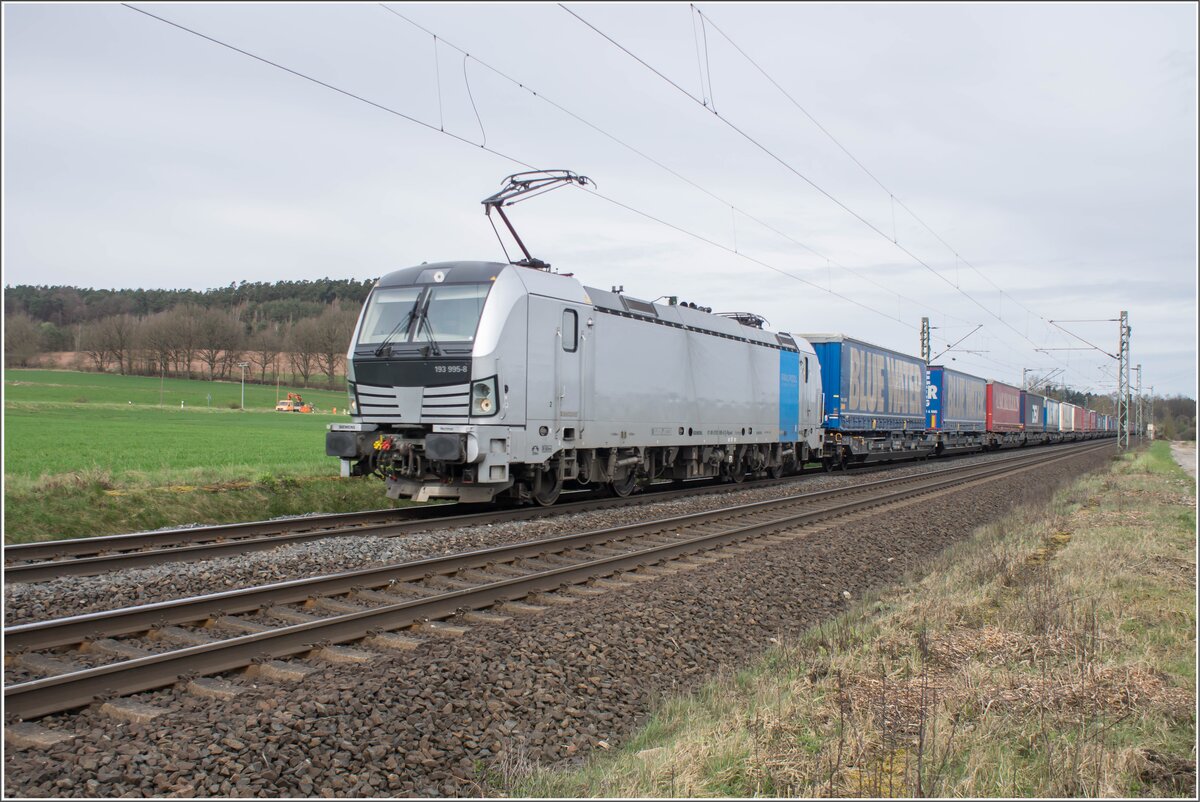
[803, 334, 932, 466]
[1020, 390, 1047, 443]
[926, 365, 987, 453]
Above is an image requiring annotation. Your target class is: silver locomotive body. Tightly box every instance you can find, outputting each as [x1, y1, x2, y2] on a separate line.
[327, 260, 824, 505]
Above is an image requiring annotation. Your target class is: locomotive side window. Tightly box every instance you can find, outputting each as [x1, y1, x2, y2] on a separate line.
[562, 309, 579, 352]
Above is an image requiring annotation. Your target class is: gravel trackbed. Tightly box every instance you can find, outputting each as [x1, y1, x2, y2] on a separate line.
[4, 447, 1111, 798]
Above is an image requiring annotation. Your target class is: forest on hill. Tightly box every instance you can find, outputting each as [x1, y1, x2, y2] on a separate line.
[4, 279, 372, 387]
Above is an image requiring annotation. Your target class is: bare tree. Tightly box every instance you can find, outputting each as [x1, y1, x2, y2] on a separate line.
[246, 327, 283, 382]
[92, 314, 141, 375]
[313, 306, 358, 385]
[4, 313, 42, 367]
[171, 305, 204, 379]
[195, 309, 242, 380]
[80, 320, 114, 372]
[141, 311, 176, 376]
[288, 318, 321, 386]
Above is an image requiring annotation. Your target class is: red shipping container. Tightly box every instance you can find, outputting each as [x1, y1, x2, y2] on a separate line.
[1074, 406, 1085, 431]
[986, 381, 1023, 432]
[1087, 410, 1098, 432]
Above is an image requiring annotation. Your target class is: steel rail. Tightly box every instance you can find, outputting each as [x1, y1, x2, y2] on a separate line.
[3, 476, 810, 583]
[4, 505, 436, 562]
[4, 441, 1097, 583]
[3, 441, 1106, 653]
[3, 442, 1110, 718]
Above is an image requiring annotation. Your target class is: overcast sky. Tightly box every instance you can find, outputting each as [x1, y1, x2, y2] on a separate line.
[4, 2, 1197, 397]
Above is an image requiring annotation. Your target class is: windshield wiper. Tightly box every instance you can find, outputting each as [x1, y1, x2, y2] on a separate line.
[416, 306, 442, 357]
[373, 305, 418, 357]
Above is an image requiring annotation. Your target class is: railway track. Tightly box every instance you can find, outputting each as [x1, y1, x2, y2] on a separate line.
[2, 477, 813, 584]
[3, 442, 1096, 584]
[3, 440, 1110, 721]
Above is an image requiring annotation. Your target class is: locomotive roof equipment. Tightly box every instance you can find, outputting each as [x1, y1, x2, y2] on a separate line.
[482, 170, 592, 271]
[716, 312, 769, 329]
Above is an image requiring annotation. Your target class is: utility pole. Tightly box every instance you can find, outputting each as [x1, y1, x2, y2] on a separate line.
[920, 317, 931, 363]
[1135, 364, 1143, 440]
[1148, 385, 1155, 440]
[239, 362, 250, 411]
[1117, 310, 1131, 449]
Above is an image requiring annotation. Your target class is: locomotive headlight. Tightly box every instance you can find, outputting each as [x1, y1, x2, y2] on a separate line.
[471, 378, 498, 416]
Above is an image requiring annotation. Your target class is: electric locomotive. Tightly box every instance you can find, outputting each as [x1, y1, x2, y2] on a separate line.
[326, 257, 824, 505]
[327, 170, 1117, 506]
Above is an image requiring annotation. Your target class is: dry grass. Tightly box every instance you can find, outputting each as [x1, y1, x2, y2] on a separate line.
[509, 443, 1197, 798]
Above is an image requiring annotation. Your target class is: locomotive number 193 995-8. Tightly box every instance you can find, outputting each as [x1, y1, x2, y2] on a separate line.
[434, 364, 469, 374]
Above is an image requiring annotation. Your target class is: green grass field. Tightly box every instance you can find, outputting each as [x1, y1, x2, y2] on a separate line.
[4, 369, 351, 480]
[2, 369, 401, 542]
[4, 369, 349, 411]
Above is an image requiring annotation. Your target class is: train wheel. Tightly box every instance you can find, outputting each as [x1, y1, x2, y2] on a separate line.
[767, 465, 783, 480]
[530, 467, 562, 507]
[721, 462, 747, 483]
[610, 469, 638, 498]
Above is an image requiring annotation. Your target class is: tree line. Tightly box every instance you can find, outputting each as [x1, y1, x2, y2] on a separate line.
[5, 278, 373, 326]
[4, 279, 373, 388]
[1030, 382, 1195, 441]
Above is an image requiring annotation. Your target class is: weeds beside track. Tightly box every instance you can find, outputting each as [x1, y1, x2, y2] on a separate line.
[509, 441, 1196, 798]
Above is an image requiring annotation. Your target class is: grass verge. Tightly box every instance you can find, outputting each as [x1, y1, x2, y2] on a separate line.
[2, 471, 406, 544]
[3, 369, 400, 542]
[507, 442, 1197, 797]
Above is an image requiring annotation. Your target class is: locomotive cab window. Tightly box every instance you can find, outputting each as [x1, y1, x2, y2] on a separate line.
[356, 283, 491, 348]
[356, 287, 422, 345]
[562, 309, 578, 352]
[424, 284, 490, 342]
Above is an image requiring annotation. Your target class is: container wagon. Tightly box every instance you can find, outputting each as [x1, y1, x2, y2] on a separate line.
[986, 380, 1023, 448]
[803, 334, 930, 467]
[1020, 390, 1047, 445]
[1059, 402, 1078, 440]
[926, 365, 987, 454]
[1044, 397, 1062, 442]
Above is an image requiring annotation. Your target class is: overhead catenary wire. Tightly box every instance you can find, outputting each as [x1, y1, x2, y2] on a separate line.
[120, 4, 534, 168]
[560, 4, 1076, 372]
[1046, 320, 1118, 360]
[693, 5, 1084, 362]
[120, 3, 915, 332]
[582, 186, 917, 328]
[124, 3, 1099, 390]
[690, 6, 708, 106]
[699, 9, 1104, 387]
[462, 54, 487, 147]
[694, 7, 1056, 326]
[377, 3, 983, 332]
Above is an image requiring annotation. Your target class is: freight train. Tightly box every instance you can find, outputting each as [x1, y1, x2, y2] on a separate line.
[325, 259, 1114, 506]
[325, 173, 1115, 505]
